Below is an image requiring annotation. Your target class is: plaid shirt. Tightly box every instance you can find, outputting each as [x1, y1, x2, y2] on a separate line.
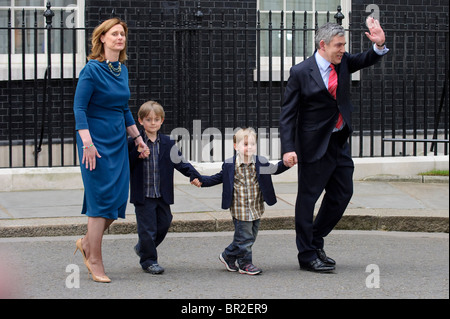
[142, 133, 161, 198]
[230, 155, 264, 221]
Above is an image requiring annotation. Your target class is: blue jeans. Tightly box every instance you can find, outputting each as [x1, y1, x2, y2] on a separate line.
[224, 218, 261, 267]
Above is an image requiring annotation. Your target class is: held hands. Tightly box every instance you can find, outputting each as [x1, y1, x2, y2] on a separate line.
[283, 152, 298, 168]
[137, 141, 150, 159]
[191, 178, 202, 188]
[365, 16, 386, 48]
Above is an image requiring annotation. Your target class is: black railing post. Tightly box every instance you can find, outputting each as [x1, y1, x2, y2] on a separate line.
[59, 9, 65, 166]
[7, 8, 12, 167]
[34, 9, 39, 166]
[334, 5, 345, 25]
[256, 10, 261, 129]
[21, 9, 26, 166]
[194, 1, 203, 28]
[43, 1, 54, 167]
[303, 11, 307, 60]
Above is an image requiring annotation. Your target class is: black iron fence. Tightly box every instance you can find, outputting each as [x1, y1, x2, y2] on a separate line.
[0, 4, 448, 168]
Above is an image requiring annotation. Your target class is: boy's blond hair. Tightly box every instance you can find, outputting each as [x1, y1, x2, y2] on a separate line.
[233, 127, 257, 145]
[138, 100, 165, 120]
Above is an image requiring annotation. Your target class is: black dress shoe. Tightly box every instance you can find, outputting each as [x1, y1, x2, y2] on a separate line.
[300, 258, 335, 273]
[316, 248, 336, 266]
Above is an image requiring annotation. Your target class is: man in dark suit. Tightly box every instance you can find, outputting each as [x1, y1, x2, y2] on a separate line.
[280, 17, 388, 272]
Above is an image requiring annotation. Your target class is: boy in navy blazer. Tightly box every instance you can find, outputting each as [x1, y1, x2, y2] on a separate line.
[196, 128, 289, 275]
[128, 101, 201, 274]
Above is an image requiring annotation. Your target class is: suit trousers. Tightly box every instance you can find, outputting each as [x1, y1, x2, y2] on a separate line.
[295, 129, 354, 264]
[134, 197, 173, 269]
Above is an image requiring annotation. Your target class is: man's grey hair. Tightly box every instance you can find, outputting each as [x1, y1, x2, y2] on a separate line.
[315, 22, 345, 49]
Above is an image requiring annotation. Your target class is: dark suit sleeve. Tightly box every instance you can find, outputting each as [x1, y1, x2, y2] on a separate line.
[273, 160, 290, 175]
[128, 137, 141, 172]
[201, 163, 226, 187]
[258, 157, 290, 175]
[280, 66, 301, 155]
[200, 170, 224, 187]
[346, 47, 383, 74]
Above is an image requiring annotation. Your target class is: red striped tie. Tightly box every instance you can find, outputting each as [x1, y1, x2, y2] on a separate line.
[328, 64, 343, 129]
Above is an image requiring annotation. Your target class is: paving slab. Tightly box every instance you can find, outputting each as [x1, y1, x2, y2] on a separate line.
[0, 180, 448, 237]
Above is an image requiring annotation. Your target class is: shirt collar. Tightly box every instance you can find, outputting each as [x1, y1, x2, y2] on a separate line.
[236, 153, 255, 167]
[315, 51, 333, 73]
[143, 132, 160, 144]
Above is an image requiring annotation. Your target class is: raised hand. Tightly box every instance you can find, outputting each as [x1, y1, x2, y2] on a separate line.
[365, 16, 386, 47]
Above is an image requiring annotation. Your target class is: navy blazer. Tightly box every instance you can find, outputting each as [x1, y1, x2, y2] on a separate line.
[280, 47, 383, 163]
[128, 131, 201, 206]
[201, 155, 290, 210]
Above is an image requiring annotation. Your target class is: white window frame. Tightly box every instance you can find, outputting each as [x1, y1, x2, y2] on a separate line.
[255, 0, 351, 82]
[0, 0, 85, 81]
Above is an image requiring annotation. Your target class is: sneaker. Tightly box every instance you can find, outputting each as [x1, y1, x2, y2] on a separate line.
[239, 263, 262, 275]
[219, 253, 238, 272]
[144, 263, 165, 275]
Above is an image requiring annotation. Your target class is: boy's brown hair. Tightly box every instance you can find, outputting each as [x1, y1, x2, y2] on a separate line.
[138, 100, 165, 120]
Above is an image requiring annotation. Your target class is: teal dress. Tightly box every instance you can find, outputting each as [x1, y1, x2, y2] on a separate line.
[73, 59, 135, 220]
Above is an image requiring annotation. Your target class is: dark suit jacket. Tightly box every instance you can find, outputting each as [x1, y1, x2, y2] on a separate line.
[128, 131, 201, 206]
[280, 47, 383, 163]
[201, 155, 289, 210]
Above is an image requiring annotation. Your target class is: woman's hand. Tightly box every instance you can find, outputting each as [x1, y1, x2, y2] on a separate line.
[82, 144, 101, 171]
[78, 129, 101, 171]
[137, 140, 150, 159]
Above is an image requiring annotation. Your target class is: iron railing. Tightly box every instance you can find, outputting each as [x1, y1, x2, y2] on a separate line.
[0, 3, 448, 168]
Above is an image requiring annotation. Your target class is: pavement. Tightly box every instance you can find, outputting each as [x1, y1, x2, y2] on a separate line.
[2, 230, 448, 299]
[0, 175, 448, 238]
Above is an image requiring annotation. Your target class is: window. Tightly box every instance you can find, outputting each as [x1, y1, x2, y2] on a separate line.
[257, 0, 351, 81]
[0, 0, 85, 80]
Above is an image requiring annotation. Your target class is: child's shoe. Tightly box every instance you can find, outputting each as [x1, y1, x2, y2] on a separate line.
[238, 263, 262, 275]
[144, 263, 165, 275]
[219, 253, 238, 272]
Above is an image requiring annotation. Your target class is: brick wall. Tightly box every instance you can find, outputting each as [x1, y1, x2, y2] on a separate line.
[349, 0, 448, 139]
[1, 0, 448, 161]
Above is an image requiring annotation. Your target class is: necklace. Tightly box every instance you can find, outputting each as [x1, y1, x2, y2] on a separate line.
[106, 59, 121, 76]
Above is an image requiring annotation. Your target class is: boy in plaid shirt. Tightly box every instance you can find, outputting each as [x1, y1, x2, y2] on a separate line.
[195, 128, 289, 275]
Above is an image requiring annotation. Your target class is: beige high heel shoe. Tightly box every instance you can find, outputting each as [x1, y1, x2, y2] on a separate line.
[74, 238, 111, 283]
[74, 238, 87, 262]
[84, 259, 111, 283]
[74, 238, 93, 277]
[74, 237, 90, 272]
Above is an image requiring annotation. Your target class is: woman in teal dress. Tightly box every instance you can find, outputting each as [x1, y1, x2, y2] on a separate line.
[73, 18, 148, 283]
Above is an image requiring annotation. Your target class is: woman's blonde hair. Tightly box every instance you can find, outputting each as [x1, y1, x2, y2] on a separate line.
[88, 18, 128, 63]
[138, 100, 165, 120]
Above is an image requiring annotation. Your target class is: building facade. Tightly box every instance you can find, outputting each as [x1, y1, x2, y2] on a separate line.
[0, 0, 448, 167]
